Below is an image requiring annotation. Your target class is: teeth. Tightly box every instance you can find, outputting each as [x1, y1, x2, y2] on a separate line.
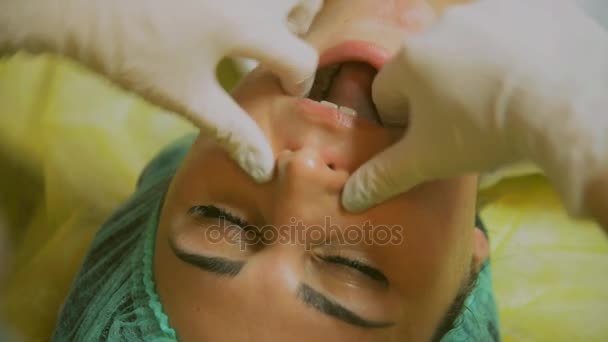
[320, 101, 339, 109]
[338, 106, 357, 117]
[318, 101, 359, 117]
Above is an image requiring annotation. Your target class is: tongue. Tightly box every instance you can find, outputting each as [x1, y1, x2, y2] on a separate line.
[325, 62, 379, 123]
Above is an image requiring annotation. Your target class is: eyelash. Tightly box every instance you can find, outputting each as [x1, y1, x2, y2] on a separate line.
[318, 254, 389, 287]
[189, 205, 251, 228]
[189, 205, 260, 248]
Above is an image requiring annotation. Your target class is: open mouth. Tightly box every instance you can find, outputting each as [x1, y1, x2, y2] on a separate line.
[305, 42, 388, 126]
[307, 62, 381, 125]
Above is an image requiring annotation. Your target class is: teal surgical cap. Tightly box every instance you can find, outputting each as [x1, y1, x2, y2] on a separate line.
[52, 134, 500, 342]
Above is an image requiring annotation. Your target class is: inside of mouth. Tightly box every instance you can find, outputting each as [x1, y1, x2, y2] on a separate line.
[307, 62, 382, 125]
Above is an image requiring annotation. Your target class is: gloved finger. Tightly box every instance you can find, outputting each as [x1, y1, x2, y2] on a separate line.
[371, 48, 415, 126]
[341, 127, 443, 213]
[287, 0, 324, 36]
[373, 37, 439, 128]
[189, 81, 275, 183]
[235, 27, 318, 97]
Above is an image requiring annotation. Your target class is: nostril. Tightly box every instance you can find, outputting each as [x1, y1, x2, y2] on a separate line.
[327, 163, 336, 170]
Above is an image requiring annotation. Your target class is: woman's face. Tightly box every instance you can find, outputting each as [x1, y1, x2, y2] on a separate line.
[155, 0, 486, 341]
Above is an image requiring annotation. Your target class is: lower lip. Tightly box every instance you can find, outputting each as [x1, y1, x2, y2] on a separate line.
[318, 41, 391, 69]
[294, 98, 378, 129]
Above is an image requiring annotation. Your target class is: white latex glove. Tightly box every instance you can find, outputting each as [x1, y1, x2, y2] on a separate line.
[342, 0, 608, 226]
[0, 0, 323, 182]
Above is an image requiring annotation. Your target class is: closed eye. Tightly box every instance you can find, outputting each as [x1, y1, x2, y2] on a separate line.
[319, 255, 389, 288]
[189, 205, 251, 228]
[188, 205, 260, 249]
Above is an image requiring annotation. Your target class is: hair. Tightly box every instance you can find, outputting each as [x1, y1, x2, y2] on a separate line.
[431, 260, 480, 342]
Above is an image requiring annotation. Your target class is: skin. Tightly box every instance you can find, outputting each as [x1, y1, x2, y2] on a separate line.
[155, 0, 487, 341]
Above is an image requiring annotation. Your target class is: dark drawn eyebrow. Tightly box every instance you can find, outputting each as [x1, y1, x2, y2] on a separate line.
[169, 239, 244, 277]
[297, 283, 395, 329]
[319, 255, 389, 288]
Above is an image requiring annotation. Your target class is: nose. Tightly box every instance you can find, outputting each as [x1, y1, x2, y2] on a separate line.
[267, 148, 348, 223]
[277, 147, 349, 196]
[235, 149, 347, 303]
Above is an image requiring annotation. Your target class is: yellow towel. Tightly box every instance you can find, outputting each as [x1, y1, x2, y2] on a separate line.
[0, 53, 607, 341]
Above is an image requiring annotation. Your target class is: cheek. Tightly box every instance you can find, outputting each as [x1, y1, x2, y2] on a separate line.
[376, 176, 477, 280]
[230, 68, 285, 141]
[232, 67, 282, 104]
[364, 175, 477, 253]
[412, 176, 477, 277]
[406, 176, 478, 233]
[154, 242, 248, 341]
[378, 0, 436, 30]
[308, 0, 435, 36]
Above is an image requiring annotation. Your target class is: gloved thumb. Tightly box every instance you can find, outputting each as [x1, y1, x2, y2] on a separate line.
[371, 44, 421, 127]
[342, 44, 440, 212]
[188, 81, 275, 183]
[341, 126, 441, 213]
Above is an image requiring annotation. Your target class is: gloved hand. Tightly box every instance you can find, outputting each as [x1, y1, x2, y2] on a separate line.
[342, 0, 608, 226]
[0, 0, 323, 182]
